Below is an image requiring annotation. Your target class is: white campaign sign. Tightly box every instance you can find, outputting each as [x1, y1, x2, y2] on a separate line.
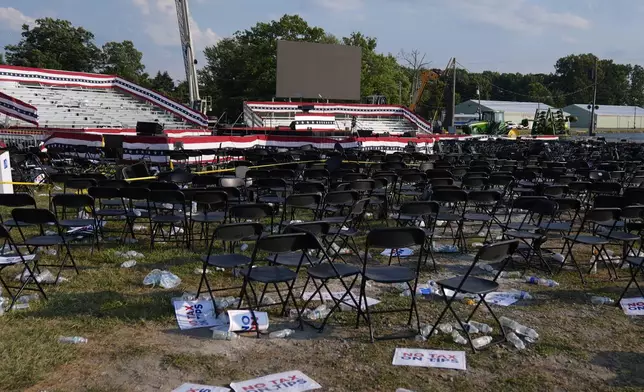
[172, 383, 231, 392]
[620, 297, 644, 316]
[230, 370, 321, 392]
[227, 310, 269, 332]
[392, 348, 467, 370]
[173, 299, 219, 330]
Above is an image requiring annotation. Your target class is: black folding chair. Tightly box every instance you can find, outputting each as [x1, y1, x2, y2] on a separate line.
[88, 186, 128, 243]
[238, 232, 313, 337]
[196, 222, 263, 307]
[0, 193, 37, 231]
[189, 190, 228, 246]
[394, 201, 438, 270]
[429, 240, 520, 353]
[12, 208, 79, 283]
[0, 224, 46, 312]
[52, 194, 100, 252]
[149, 190, 190, 249]
[358, 227, 426, 343]
[560, 208, 621, 283]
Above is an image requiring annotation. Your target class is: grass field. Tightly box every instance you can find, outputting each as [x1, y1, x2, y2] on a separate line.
[0, 196, 643, 392]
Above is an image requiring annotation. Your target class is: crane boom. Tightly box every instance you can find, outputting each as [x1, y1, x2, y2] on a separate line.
[409, 69, 440, 112]
[175, 0, 201, 112]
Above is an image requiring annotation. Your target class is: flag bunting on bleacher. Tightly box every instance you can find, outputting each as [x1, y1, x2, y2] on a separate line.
[0, 91, 38, 125]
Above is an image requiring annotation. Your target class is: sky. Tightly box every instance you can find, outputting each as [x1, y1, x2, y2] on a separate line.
[1, 0, 644, 82]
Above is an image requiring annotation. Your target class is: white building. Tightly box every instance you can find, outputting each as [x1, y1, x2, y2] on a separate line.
[563, 104, 644, 129]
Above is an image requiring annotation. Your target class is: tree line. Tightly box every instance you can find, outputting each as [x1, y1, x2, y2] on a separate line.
[3, 15, 644, 120]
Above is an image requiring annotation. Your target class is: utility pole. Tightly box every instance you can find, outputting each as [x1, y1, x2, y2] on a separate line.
[634, 106, 637, 129]
[477, 84, 481, 120]
[451, 57, 457, 130]
[589, 58, 598, 136]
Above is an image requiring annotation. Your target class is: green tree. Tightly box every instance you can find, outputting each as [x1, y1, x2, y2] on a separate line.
[342, 32, 410, 106]
[4, 18, 100, 72]
[201, 14, 329, 116]
[149, 71, 176, 95]
[629, 65, 644, 107]
[528, 81, 553, 106]
[0, 53, 4, 65]
[100, 40, 145, 82]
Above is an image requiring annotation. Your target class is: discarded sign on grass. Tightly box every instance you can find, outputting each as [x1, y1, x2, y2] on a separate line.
[173, 299, 219, 330]
[230, 370, 321, 392]
[619, 297, 644, 316]
[392, 348, 467, 370]
[172, 383, 230, 392]
[227, 309, 269, 332]
[380, 248, 414, 257]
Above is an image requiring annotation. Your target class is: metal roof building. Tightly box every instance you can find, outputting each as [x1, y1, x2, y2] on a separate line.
[455, 100, 559, 124]
[563, 104, 644, 129]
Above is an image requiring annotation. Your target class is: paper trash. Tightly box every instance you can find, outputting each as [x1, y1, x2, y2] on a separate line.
[173, 299, 219, 330]
[381, 248, 414, 257]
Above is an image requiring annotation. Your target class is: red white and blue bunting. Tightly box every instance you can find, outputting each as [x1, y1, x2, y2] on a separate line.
[0, 91, 38, 125]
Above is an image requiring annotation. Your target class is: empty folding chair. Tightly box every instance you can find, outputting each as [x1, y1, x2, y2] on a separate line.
[52, 194, 100, 252]
[429, 240, 519, 352]
[394, 201, 438, 270]
[279, 193, 322, 229]
[239, 232, 313, 336]
[88, 187, 127, 243]
[196, 222, 263, 306]
[149, 190, 190, 249]
[358, 227, 426, 342]
[190, 190, 228, 246]
[0, 224, 46, 312]
[0, 193, 37, 231]
[12, 208, 79, 283]
[229, 203, 276, 235]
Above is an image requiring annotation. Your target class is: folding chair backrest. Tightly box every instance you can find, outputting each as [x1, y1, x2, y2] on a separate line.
[88, 186, 122, 200]
[431, 189, 468, 203]
[623, 188, 644, 206]
[192, 175, 220, 188]
[229, 203, 274, 220]
[324, 190, 358, 206]
[193, 191, 228, 209]
[553, 198, 581, 214]
[98, 179, 128, 188]
[52, 194, 94, 210]
[255, 232, 310, 253]
[366, 227, 426, 249]
[293, 182, 325, 194]
[120, 187, 150, 203]
[220, 177, 245, 188]
[148, 182, 180, 191]
[284, 221, 330, 237]
[476, 240, 520, 264]
[399, 201, 439, 216]
[593, 195, 624, 209]
[12, 208, 58, 226]
[0, 193, 36, 208]
[620, 205, 644, 220]
[213, 222, 263, 242]
[348, 180, 375, 193]
[285, 193, 322, 209]
[467, 190, 501, 204]
[584, 208, 620, 225]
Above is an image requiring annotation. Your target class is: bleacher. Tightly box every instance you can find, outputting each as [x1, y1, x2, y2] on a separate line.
[0, 82, 190, 129]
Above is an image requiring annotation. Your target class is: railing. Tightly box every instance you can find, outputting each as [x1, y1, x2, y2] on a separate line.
[0, 133, 42, 149]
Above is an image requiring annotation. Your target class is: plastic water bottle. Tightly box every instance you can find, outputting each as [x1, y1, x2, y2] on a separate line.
[451, 330, 468, 345]
[458, 322, 479, 334]
[269, 329, 295, 339]
[420, 324, 437, 338]
[472, 336, 493, 349]
[437, 323, 453, 334]
[591, 296, 614, 305]
[499, 316, 539, 340]
[59, 336, 88, 344]
[507, 332, 526, 350]
[211, 329, 238, 340]
[506, 271, 523, 278]
[525, 276, 559, 287]
[468, 321, 493, 334]
[16, 294, 40, 304]
[306, 304, 330, 320]
[240, 243, 249, 252]
[508, 289, 533, 300]
[551, 253, 565, 263]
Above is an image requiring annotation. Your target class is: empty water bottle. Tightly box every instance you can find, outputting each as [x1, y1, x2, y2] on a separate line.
[468, 321, 493, 334]
[260, 296, 277, 305]
[240, 243, 249, 252]
[506, 271, 523, 278]
[451, 330, 467, 345]
[419, 324, 437, 338]
[591, 296, 614, 305]
[437, 323, 453, 334]
[471, 336, 493, 349]
[16, 294, 40, 304]
[551, 253, 565, 263]
[507, 332, 526, 350]
[120, 260, 137, 268]
[211, 329, 238, 340]
[456, 322, 479, 334]
[499, 316, 539, 340]
[269, 329, 295, 339]
[306, 304, 330, 320]
[59, 336, 88, 344]
[525, 276, 559, 287]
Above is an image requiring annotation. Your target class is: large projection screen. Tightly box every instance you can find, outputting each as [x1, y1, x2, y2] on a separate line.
[276, 40, 361, 101]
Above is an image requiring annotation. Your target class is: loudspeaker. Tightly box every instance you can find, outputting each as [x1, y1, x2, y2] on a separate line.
[402, 131, 417, 137]
[299, 105, 315, 112]
[136, 121, 164, 136]
[356, 129, 373, 137]
[103, 134, 124, 159]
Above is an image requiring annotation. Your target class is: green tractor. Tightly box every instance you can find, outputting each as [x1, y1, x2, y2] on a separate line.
[462, 110, 508, 136]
